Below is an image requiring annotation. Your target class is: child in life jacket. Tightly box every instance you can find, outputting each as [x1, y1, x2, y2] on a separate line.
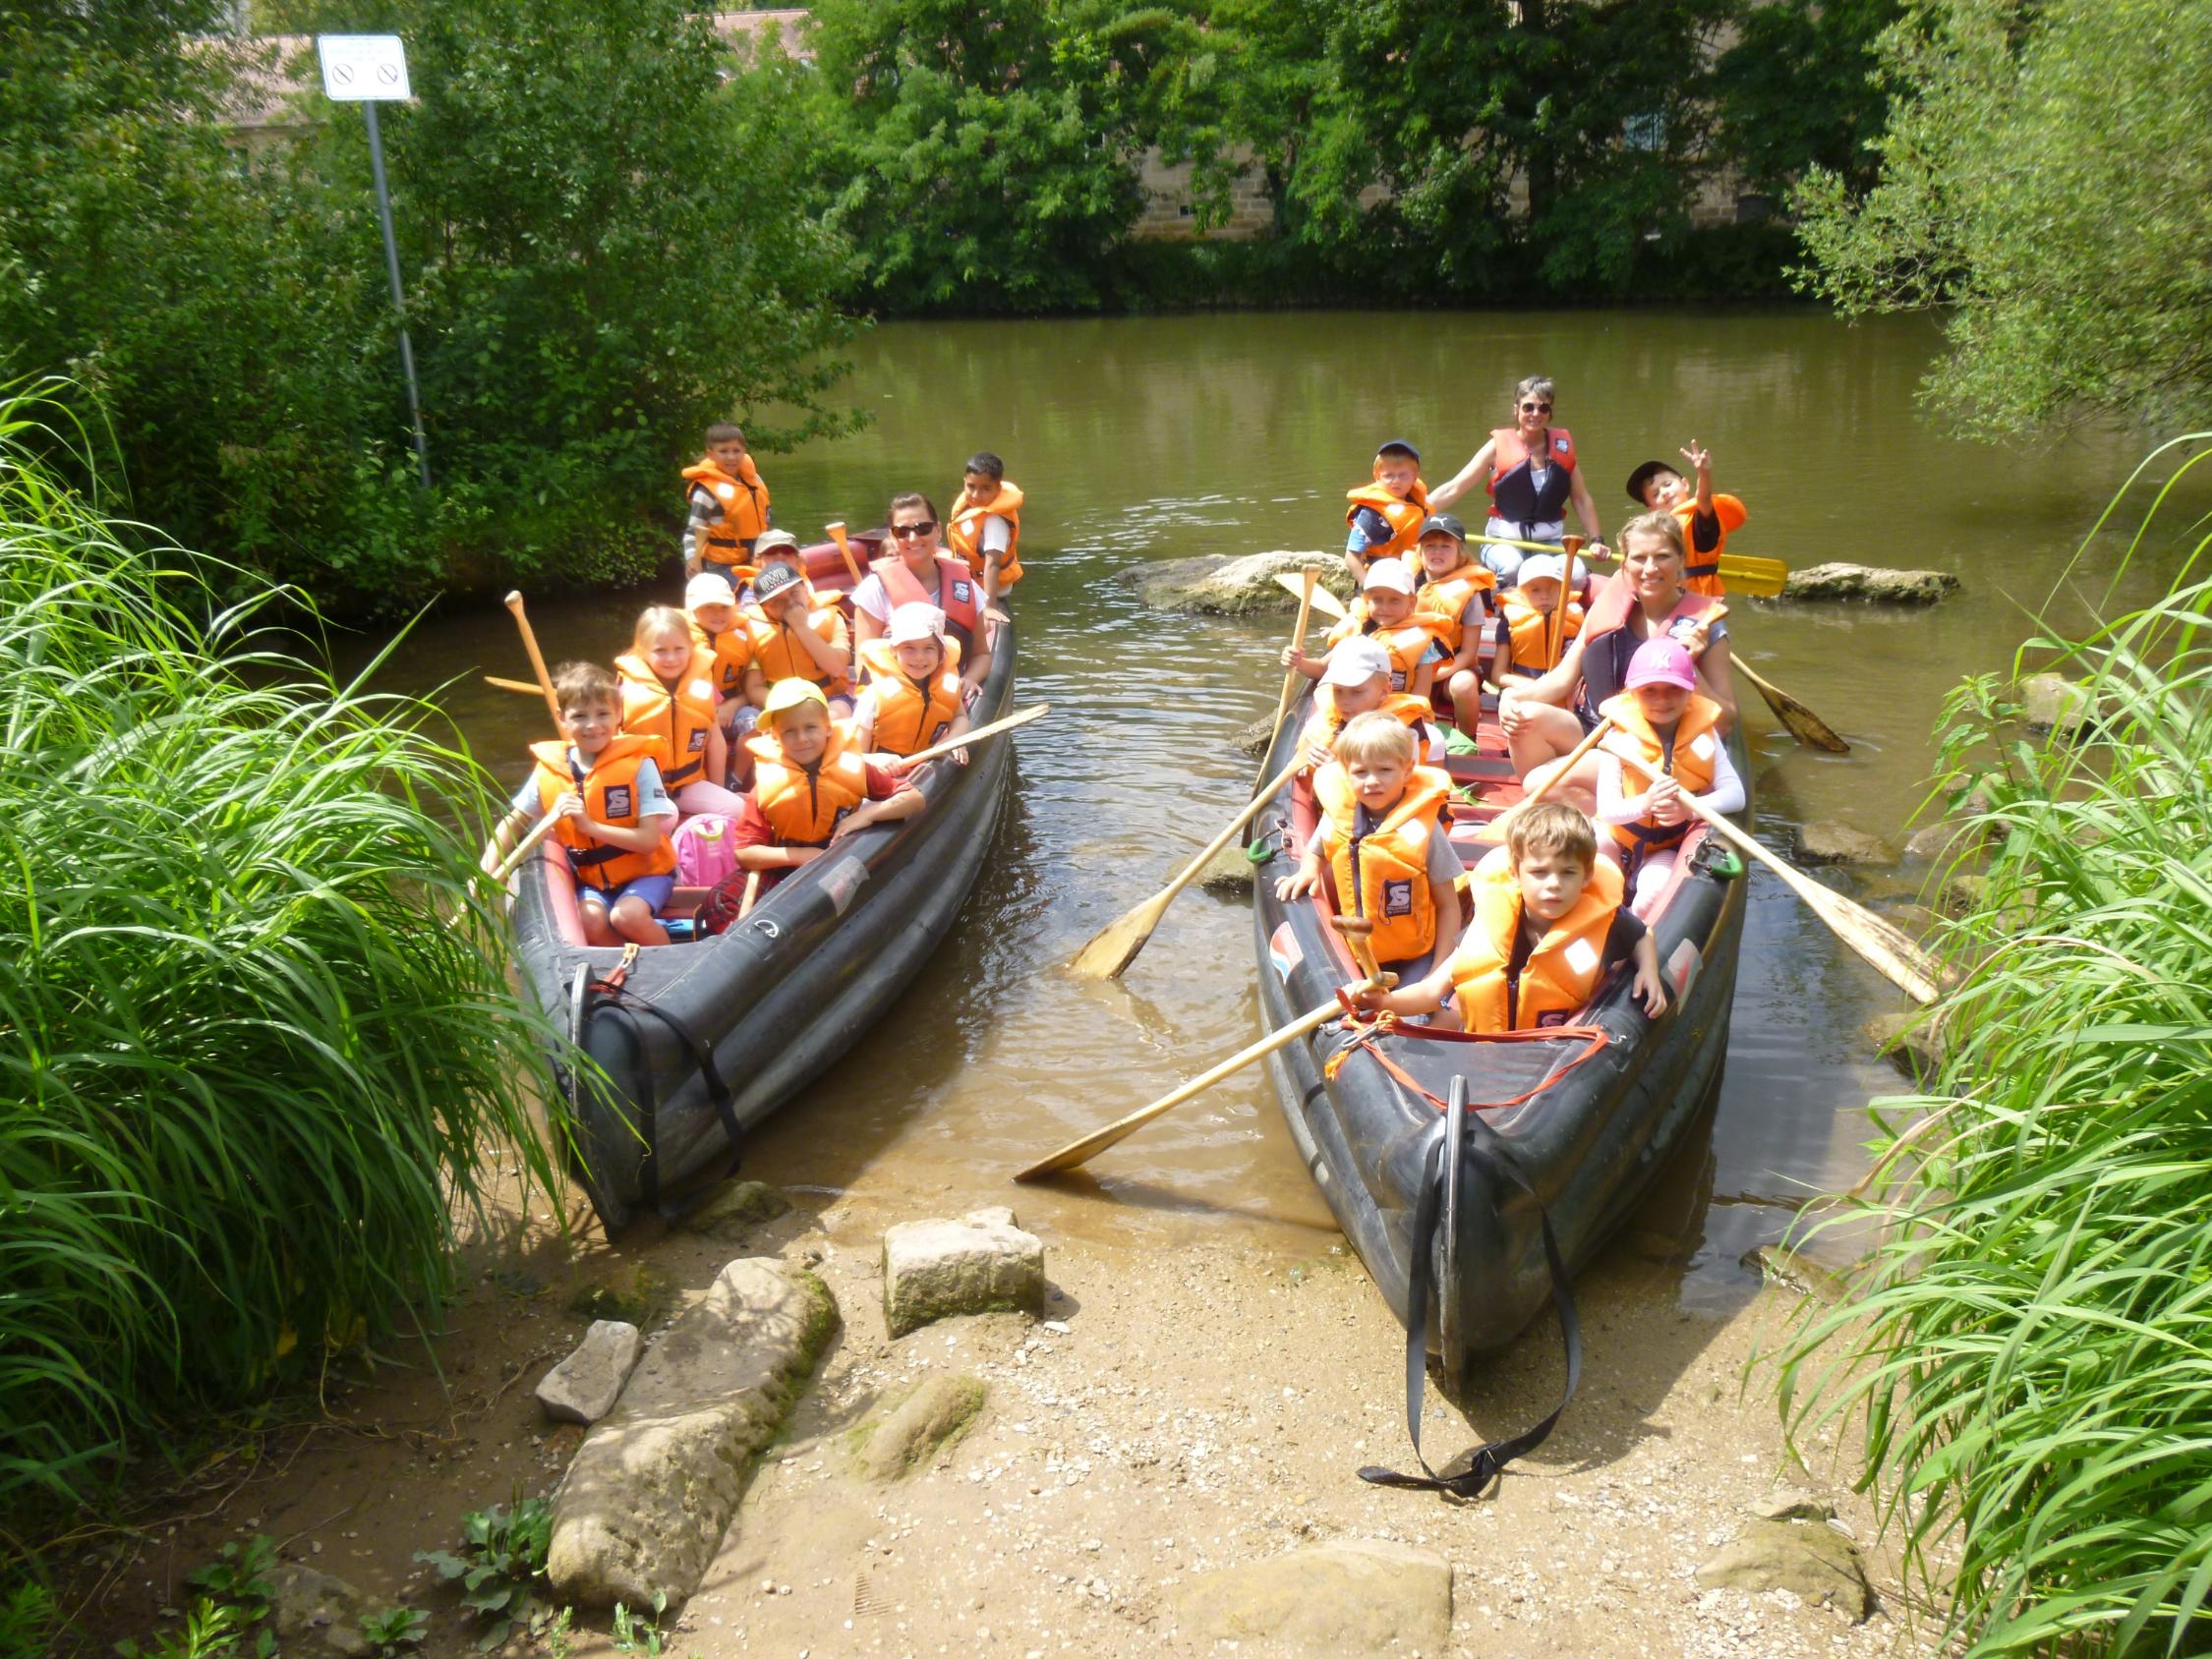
[1407, 513, 1496, 731]
[681, 422, 771, 579]
[743, 562, 851, 712]
[1291, 637, 1443, 774]
[687, 571, 762, 719]
[1626, 440, 1743, 601]
[1292, 559, 1443, 700]
[1596, 637, 1746, 909]
[481, 660, 678, 947]
[617, 606, 748, 813]
[1343, 438, 1429, 582]
[945, 451, 1024, 606]
[851, 602, 971, 766]
[1362, 803, 1666, 1029]
[1491, 552, 1585, 684]
[1274, 712, 1465, 982]
[728, 679, 924, 893]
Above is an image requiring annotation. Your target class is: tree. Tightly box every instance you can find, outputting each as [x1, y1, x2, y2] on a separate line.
[1792, 0, 2212, 434]
[1710, 0, 1902, 200]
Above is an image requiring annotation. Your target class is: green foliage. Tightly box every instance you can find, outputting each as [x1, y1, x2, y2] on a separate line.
[1778, 440, 2212, 1654]
[415, 1493, 555, 1649]
[1710, 0, 1900, 200]
[183, 1538, 277, 1628]
[114, 1599, 268, 1659]
[0, 1579, 52, 1659]
[0, 388, 566, 1522]
[1792, 0, 2212, 434]
[609, 1592, 669, 1657]
[358, 1605, 431, 1655]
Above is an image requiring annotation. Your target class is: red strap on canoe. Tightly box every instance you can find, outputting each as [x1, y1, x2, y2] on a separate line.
[1324, 1018, 1610, 1113]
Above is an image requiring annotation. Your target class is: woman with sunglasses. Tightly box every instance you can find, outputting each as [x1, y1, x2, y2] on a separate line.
[1428, 375, 1610, 586]
[851, 492, 993, 695]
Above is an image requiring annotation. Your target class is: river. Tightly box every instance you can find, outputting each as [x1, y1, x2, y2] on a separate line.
[393, 307, 2177, 1315]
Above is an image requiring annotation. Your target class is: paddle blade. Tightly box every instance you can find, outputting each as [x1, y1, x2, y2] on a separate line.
[1066, 889, 1171, 980]
[1718, 556, 1787, 598]
[1275, 569, 1348, 621]
[1738, 662, 1850, 753]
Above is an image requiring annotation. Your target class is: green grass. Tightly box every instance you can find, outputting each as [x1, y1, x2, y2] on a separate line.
[0, 384, 567, 1535]
[1779, 439, 2212, 1656]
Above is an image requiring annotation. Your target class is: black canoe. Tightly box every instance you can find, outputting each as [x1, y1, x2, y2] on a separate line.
[506, 535, 1019, 1232]
[1249, 683, 1750, 1390]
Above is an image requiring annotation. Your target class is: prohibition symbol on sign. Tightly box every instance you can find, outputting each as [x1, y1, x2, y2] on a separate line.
[316, 35, 411, 102]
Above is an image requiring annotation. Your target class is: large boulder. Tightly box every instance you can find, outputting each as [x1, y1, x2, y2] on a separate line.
[1113, 550, 1353, 616]
[1170, 1539, 1453, 1655]
[1782, 562, 1959, 604]
[882, 1207, 1045, 1338]
[536, 1319, 642, 1425]
[547, 1258, 838, 1610]
[1696, 1518, 1874, 1622]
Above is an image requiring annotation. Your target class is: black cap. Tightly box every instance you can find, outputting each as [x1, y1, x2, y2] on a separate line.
[753, 563, 803, 601]
[1625, 459, 1677, 506]
[1375, 438, 1421, 463]
[1419, 513, 1466, 542]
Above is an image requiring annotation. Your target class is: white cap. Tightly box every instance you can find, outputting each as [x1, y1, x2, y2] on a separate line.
[1517, 553, 1585, 589]
[1320, 637, 1393, 687]
[1361, 559, 1416, 595]
[685, 572, 736, 609]
[886, 601, 946, 647]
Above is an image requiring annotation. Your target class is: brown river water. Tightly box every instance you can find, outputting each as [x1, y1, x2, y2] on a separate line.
[378, 307, 2187, 1315]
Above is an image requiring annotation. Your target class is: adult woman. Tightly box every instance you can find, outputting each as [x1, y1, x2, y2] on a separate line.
[1499, 511, 1736, 810]
[1429, 374, 1610, 584]
[851, 493, 993, 694]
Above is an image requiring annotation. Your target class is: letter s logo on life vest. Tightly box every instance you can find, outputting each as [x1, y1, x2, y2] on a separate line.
[687, 729, 708, 753]
[1383, 879, 1415, 918]
[604, 784, 633, 818]
[953, 580, 972, 603]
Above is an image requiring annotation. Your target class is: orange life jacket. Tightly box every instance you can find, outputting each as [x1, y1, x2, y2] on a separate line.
[748, 727, 872, 847]
[530, 734, 677, 893]
[1497, 590, 1586, 677]
[856, 638, 966, 758]
[1296, 687, 1435, 767]
[1486, 426, 1576, 527]
[1325, 612, 1437, 694]
[946, 482, 1024, 587]
[743, 601, 850, 695]
[1452, 845, 1624, 1032]
[1345, 481, 1430, 565]
[1575, 575, 1726, 714]
[1599, 691, 1724, 860]
[1314, 763, 1454, 965]
[1672, 493, 1747, 598]
[1412, 566, 1494, 654]
[871, 552, 981, 641]
[681, 456, 771, 568]
[614, 650, 719, 789]
[691, 620, 754, 702]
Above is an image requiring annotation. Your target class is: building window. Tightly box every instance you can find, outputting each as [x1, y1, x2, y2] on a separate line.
[1623, 112, 1664, 152]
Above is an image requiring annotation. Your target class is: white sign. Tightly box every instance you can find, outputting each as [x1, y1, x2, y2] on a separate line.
[317, 34, 411, 102]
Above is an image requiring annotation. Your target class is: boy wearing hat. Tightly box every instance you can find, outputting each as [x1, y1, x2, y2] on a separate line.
[1407, 513, 1496, 730]
[1626, 440, 1744, 600]
[1295, 559, 1443, 700]
[687, 571, 761, 707]
[742, 561, 851, 710]
[1595, 636, 1744, 907]
[681, 423, 771, 579]
[851, 602, 971, 765]
[1289, 636, 1443, 773]
[1343, 438, 1429, 581]
[1491, 551, 1586, 685]
[728, 680, 923, 891]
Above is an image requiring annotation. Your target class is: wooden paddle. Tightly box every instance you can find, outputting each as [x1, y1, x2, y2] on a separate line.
[1257, 567, 1322, 788]
[826, 521, 865, 585]
[503, 592, 563, 726]
[447, 811, 564, 931]
[485, 674, 544, 696]
[903, 703, 1048, 769]
[1274, 570, 1350, 620]
[1069, 752, 1305, 980]
[1601, 740, 1947, 1003]
[1732, 658, 1848, 754]
[1485, 715, 1613, 837]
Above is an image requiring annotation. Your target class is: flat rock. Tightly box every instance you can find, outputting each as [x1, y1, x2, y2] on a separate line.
[1790, 821, 1888, 865]
[1113, 550, 1354, 616]
[1753, 1487, 1839, 1523]
[2018, 670, 2092, 733]
[536, 1319, 642, 1425]
[1232, 714, 1279, 758]
[1697, 1518, 1874, 1622]
[1903, 818, 1979, 862]
[1864, 1009, 1949, 1078]
[883, 1208, 1045, 1338]
[547, 1258, 838, 1610]
[851, 1372, 987, 1481]
[1176, 839, 1255, 897]
[1783, 562, 1959, 604]
[677, 1178, 792, 1241]
[1171, 1539, 1452, 1655]
[268, 1564, 377, 1656]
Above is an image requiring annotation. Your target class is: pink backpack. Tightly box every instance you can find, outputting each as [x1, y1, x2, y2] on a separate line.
[671, 814, 738, 887]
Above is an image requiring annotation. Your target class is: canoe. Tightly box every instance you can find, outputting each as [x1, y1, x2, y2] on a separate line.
[1248, 680, 1749, 1481]
[505, 533, 1019, 1231]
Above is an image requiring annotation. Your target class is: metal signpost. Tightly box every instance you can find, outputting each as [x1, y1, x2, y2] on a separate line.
[317, 34, 432, 488]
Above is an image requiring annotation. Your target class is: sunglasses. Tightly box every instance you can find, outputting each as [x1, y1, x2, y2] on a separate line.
[1520, 401, 1553, 414]
[891, 520, 937, 539]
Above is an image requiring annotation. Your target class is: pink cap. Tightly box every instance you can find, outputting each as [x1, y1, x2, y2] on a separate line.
[1624, 636, 1697, 691]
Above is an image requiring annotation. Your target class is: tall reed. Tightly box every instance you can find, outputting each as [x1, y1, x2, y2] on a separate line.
[0, 386, 564, 1519]
[1779, 442, 2212, 1656]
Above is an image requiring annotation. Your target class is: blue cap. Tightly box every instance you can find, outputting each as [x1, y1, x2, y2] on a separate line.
[1376, 438, 1421, 463]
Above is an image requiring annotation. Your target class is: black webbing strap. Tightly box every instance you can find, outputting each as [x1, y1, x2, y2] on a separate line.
[580, 983, 743, 1213]
[1357, 1116, 1582, 1499]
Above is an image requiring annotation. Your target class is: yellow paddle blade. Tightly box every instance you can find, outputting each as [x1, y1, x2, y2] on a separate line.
[1274, 569, 1349, 620]
[1719, 554, 1787, 597]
